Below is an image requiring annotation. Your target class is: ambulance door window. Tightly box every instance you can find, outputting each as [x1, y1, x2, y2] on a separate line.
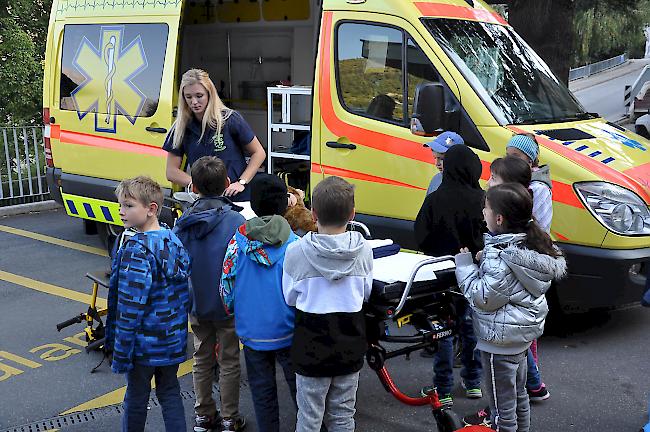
[336, 22, 405, 126]
[59, 24, 169, 121]
[406, 38, 440, 119]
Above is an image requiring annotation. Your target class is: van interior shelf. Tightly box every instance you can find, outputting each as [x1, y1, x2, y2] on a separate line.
[267, 86, 312, 177]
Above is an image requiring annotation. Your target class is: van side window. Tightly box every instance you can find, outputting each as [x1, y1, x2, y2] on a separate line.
[59, 24, 168, 121]
[406, 38, 440, 119]
[336, 23, 404, 125]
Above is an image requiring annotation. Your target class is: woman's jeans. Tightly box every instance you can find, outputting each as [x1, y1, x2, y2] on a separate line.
[122, 363, 186, 432]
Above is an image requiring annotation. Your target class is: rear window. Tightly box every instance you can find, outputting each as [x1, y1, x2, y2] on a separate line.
[59, 24, 168, 124]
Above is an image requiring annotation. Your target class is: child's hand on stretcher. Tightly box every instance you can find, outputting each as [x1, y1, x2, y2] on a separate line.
[459, 247, 482, 263]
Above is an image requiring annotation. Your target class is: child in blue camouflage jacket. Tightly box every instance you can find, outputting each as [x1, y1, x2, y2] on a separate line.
[106, 176, 191, 432]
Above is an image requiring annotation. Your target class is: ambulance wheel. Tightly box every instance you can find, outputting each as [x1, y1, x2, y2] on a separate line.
[435, 409, 463, 432]
[98, 223, 122, 257]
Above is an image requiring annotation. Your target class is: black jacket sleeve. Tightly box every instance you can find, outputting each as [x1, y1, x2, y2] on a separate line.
[415, 194, 434, 255]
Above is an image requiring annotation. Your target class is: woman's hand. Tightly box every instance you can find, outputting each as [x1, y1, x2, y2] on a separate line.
[223, 181, 245, 197]
[475, 250, 483, 262]
[459, 247, 470, 254]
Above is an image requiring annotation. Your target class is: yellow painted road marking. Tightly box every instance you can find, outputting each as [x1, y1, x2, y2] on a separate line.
[0, 270, 107, 307]
[0, 224, 108, 257]
[61, 358, 194, 414]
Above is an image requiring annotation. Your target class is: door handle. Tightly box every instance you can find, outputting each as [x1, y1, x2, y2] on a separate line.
[146, 126, 168, 134]
[326, 141, 357, 150]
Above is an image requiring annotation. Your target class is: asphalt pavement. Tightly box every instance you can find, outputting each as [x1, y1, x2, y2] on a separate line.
[0, 208, 649, 431]
[570, 58, 650, 122]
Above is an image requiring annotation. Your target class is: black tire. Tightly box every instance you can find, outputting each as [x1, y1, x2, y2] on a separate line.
[97, 222, 122, 257]
[436, 409, 464, 432]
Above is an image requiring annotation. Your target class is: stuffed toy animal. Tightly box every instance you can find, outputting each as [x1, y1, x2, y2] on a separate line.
[284, 186, 317, 236]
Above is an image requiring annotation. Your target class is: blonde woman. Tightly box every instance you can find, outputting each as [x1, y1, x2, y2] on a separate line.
[163, 69, 266, 201]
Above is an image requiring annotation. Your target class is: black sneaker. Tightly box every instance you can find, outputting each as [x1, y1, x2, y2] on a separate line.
[527, 384, 550, 402]
[221, 416, 247, 432]
[194, 414, 221, 432]
[463, 406, 491, 427]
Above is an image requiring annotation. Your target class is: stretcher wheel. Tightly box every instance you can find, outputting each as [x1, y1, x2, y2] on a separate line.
[434, 409, 463, 432]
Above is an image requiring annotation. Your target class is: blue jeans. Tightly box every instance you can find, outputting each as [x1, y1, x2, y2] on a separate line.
[433, 298, 481, 394]
[122, 363, 186, 432]
[526, 347, 542, 390]
[243, 346, 296, 432]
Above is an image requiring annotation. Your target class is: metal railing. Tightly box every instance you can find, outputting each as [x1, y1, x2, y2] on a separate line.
[0, 126, 49, 206]
[569, 53, 628, 81]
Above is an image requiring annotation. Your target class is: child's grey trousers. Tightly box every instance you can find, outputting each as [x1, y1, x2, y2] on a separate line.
[295, 372, 360, 432]
[481, 350, 530, 432]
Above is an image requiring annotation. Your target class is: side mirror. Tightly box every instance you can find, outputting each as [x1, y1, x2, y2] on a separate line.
[410, 82, 459, 137]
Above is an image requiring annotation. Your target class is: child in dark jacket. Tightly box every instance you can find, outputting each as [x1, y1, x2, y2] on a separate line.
[283, 176, 373, 432]
[172, 156, 246, 432]
[414, 144, 484, 407]
[220, 173, 299, 432]
[106, 176, 191, 432]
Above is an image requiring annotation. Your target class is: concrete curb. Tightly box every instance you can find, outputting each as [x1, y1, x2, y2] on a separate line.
[0, 200, 62, 218]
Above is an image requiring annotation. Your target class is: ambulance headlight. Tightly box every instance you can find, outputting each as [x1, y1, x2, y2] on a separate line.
[574, 182, 650, 235]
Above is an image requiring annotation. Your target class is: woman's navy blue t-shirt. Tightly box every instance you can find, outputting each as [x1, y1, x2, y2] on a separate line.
[162, 111, 256, 201]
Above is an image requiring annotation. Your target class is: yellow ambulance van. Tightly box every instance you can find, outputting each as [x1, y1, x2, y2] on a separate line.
[43, 0, 650, 313]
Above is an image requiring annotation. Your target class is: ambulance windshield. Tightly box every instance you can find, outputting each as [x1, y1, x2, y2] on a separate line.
[424, 19, 589, 125]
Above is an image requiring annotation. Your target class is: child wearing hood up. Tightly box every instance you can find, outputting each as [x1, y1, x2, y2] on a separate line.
[283, 176, 373, 432]
[220, 173, 299, 432]
[414, 144, 484, 407]
[456, 183, 567, 432]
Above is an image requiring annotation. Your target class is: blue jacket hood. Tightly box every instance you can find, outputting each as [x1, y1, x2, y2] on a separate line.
[174, 196, 244, 240]
[173, 197, 245, 321]
[130, 229, 191, 282]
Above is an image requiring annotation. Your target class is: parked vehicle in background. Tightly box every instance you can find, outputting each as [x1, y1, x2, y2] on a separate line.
[637, 114, 650, 139]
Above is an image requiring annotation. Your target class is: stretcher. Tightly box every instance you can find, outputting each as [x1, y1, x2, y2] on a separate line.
[364, 235, 491, 432]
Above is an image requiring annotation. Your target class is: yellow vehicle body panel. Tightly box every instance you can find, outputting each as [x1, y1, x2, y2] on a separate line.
[46, 10, 179, 188]
[44, 0, 650, 257]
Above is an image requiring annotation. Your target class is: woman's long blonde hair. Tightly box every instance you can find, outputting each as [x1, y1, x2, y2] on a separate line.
[171, 69, 233, 150]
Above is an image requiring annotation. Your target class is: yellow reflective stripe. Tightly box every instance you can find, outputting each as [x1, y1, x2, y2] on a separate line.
[0, 270, 107, 308]
[60, 358, 193, 414]
[0, 225, 108, 257]
[61, 192, 122, 226]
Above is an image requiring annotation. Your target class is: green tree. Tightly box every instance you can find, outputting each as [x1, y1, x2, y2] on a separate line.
[0, 0, 52, 126]
[487, 0, 650, 81]
[574, 0, 650, 66]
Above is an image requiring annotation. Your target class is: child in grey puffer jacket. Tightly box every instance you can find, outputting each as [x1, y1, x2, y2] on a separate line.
[455, 183, 566, 432]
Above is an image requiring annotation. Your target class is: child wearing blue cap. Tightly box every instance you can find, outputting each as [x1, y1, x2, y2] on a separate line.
[423, 131, 465, 195]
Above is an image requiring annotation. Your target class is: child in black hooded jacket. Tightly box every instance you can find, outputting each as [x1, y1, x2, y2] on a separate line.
[414, 144, 485, 407]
